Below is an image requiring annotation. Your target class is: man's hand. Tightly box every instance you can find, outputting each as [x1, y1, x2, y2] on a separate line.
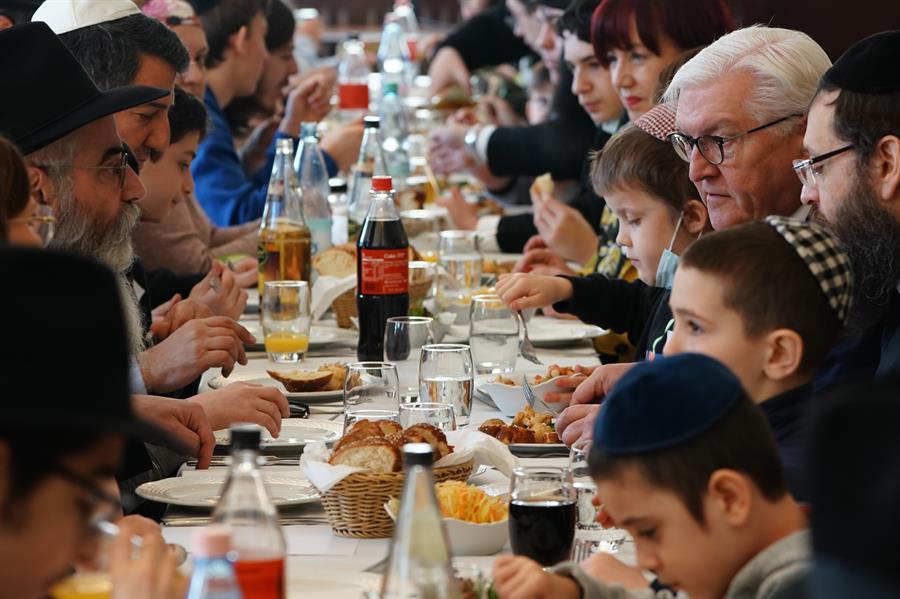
[239, 116, 280, 175]
[513, 248, 576, 276]
[495, 272, 574, 312]
[188, 382, 290, 438]
[492, 555, 581, 599]
[138, 317, 254, 393]
[523, 234, 548, 253]
[556, 404, 600, 447]
[320, 121, 365, 172]
[428, 46, 471, 95]
[150, 297, 214, 341]
[280, 73, 333, 136]
[435, 186, 478, 230]
[531, 191, 598, 264]
[580, 552, 650, 590]
[190, 261, 248, 320]
[231, 256, 259, 289]
[571, 363, 635, 405]
[132, 395, 215, 468]
[428, 125, 471, 176]
[109, 516, 187, 599]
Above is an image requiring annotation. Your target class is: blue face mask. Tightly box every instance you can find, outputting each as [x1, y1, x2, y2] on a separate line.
[655, 215, 683, 290]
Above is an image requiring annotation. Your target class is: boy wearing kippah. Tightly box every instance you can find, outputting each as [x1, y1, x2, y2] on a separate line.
[665, 216, 853, 503]
[493, 353, 809, 599]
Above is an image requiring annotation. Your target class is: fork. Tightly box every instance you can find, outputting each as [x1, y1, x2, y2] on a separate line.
[522, 379, 556, 414]
[515, 310, 542, 365]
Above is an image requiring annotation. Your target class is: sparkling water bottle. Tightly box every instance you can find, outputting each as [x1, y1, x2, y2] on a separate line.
[379, 82, 410, 182]
[294, 122, 332, 256]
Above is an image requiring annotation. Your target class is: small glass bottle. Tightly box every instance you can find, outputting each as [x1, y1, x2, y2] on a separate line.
[381, 443, 460, 599]
[186, 526, 243, 599]
[258, 138, 311, 294]
[328, 178, 349, 246]
[348, 116, 387, 224]
[210, 425, 286, 599]
[294, 122, 332, 257]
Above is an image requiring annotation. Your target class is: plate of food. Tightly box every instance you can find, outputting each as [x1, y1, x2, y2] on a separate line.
[477, 365, 582, 416]
[214, 418, 343, 448]
[136, 473, 319, 507]
[523, 316, 606, 348]
[478, 407, 569, 456]
[385, 480, 509, 555]
[208, 363, 356, 403]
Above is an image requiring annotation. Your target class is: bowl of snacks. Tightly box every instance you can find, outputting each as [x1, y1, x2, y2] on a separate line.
[386, 480, 509, 555]
[478, 365, 582, 416]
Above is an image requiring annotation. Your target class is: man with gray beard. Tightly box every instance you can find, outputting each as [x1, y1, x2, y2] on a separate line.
[798, 30, 900, 376]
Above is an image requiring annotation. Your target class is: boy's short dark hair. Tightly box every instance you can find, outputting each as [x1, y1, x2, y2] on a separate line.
[591, 124, 696, 213]
[265, 0, 295, 51]
[589, 394, 788, 524]
[652, 46, 703, 104]
[680, 222, 842, 374]
[556, 0, 598, 43]
[195, 0, 269, 68]
[169, 87, 208, 145]
[59, 14, 189, 91]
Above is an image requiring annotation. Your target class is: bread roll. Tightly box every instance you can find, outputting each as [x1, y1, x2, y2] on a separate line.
[312, 246, 356, 277]
[266, 369, 332, 392]
[329, 437, 402, 472]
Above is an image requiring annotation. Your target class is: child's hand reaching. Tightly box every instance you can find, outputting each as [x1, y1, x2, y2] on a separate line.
[492, 555, 581, 599]
[495, 273, 574, 312]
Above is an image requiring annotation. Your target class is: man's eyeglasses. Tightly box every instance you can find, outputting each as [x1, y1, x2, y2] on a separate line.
[9, 204, 55, 245]
[51, 461, 122, 535]
[73, 146, 139, 190]
[792, 144, 855, 188]
[668, 114, 803, 166]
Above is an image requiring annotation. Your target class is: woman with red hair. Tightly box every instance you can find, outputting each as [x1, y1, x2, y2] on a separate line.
[592, 0, 734, 121]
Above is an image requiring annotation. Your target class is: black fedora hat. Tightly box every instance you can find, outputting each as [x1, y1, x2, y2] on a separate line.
[0, 21, 169, 155]
[0, 246, 183, 451]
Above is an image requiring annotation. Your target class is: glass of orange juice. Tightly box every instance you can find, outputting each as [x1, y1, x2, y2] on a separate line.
[51, 572, 112, 599]
[262, 280, 311, 363]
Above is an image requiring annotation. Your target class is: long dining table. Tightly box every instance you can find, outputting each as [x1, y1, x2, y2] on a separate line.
[159, 290, 636, 598]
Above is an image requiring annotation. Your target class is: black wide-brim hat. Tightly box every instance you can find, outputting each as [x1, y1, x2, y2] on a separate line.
[0, 21, 169, 155]
[0, 247, 187, 453]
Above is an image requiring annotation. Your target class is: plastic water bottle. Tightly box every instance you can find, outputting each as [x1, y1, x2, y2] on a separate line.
[391, 1, 420, 62]
[379, 82, 410, 182]
[380, 444, 460, 599]
[377, 21, 411, 93]
[294, 122, 332, 256]
[337, 34, 370, 120]
[186, 526, 243, 599]
[210, 425, 286, 599]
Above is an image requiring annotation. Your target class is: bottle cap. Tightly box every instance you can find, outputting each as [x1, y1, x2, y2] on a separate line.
[363, 116, 380, 129]
[402, 443, 434, 468]
[372, 176, 393, 192]
[329, 177, 348, 193]
[230, 423, 262, 452]
[383, 82, 399, 95]
[194, 525, 232, 557]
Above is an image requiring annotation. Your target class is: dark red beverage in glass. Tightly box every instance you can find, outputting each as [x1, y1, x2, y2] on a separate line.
[509, 499, 577, 566]
[357, 176, 409, 361]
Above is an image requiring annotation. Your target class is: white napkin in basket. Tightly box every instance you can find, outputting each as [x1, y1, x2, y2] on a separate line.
[311, 274, 356, 322]
[300, 429, 517, 494]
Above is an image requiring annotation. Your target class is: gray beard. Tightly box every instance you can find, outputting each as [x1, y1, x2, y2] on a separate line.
[47, 193, 147, 353]
[830, 172, 900, 327]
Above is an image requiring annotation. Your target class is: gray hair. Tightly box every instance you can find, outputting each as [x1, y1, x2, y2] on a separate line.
[664, 26, 832, 134]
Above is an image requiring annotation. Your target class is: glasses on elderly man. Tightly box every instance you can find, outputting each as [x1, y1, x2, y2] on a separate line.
[34, 145, 139, 191]
[668, 114, 803, 166]
[791, 144, 855, 188]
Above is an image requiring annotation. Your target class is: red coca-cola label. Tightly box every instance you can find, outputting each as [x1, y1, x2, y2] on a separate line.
[338, 83, 369, 110]
[360, 248, 409, 295]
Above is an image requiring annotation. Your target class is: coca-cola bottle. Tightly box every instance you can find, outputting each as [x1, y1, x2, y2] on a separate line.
[357, 175, 409, 361]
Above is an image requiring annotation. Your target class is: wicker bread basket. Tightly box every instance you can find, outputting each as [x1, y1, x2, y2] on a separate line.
[331, 275, 434, 329]
[321, 458, 475, 538]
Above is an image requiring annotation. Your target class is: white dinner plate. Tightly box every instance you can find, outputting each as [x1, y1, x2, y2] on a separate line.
[522, 317, 605, 348]
[137, 474, 319, 507]
[239, 323, 357, 351]
[214, 419, 343, 448]
[207, 375, 345, 404]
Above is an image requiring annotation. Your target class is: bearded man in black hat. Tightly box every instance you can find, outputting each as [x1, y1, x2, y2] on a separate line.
[798, 30, 900, 376]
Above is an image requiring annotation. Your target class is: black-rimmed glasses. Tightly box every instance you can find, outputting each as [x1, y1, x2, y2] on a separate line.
[792, 144, 855, 188]
[668, 114, 803, 165]
[51, 461, 122, 533]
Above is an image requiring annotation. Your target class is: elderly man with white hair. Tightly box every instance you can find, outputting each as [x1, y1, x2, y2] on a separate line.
[555, 26, 834, 449]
